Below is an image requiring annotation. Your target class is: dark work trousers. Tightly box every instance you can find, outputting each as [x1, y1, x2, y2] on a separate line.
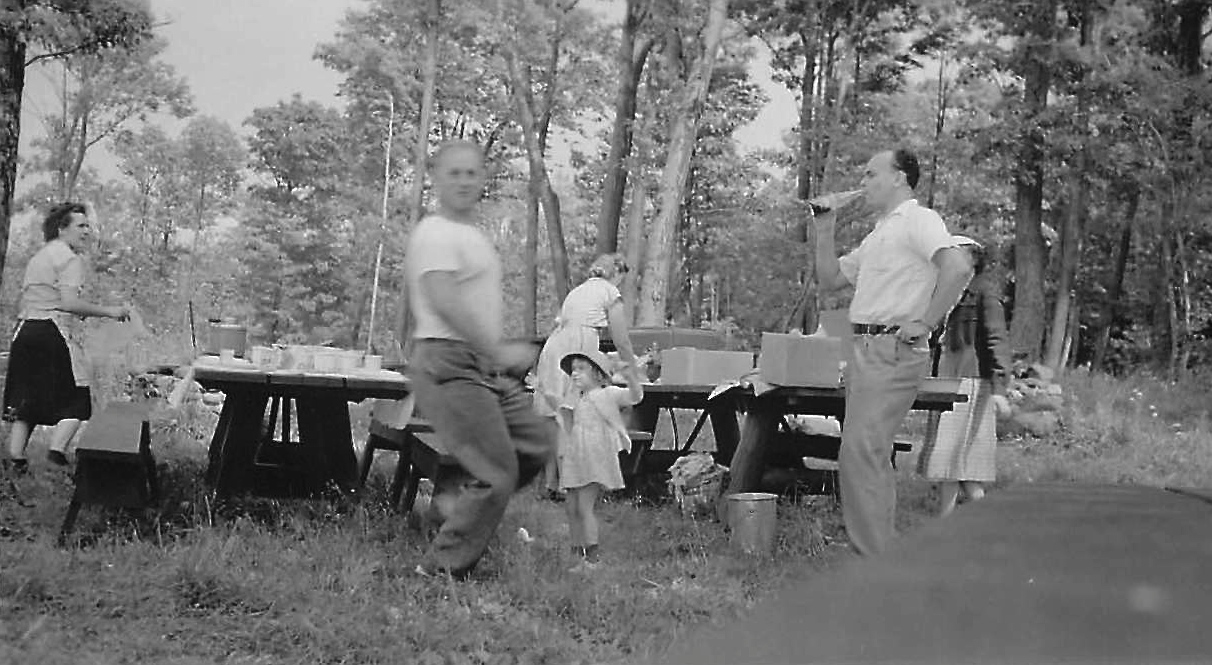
[838, 334, 931, 556]
[408, 339, 554, 573]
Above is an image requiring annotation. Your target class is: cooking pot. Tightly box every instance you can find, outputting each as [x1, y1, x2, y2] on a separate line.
[204, 319, 248, 357]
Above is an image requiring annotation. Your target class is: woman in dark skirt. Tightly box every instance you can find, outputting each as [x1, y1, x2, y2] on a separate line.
[4, 202, 130, 473]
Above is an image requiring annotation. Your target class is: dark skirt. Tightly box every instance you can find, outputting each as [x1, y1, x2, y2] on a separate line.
[3, 319, 92, 425]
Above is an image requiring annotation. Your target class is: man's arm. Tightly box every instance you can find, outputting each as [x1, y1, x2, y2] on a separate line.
[812, 209, 848, 292]
[919, 246, 974, 331]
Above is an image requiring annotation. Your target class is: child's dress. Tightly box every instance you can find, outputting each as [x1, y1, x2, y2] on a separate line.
[559, 385, 639, 491]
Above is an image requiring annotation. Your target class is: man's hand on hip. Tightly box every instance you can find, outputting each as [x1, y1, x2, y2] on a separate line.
[896, 320, 932, 345]
[495, 342, 539, 378]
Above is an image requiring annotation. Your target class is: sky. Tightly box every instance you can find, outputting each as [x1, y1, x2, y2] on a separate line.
[18, 0, 798, 186]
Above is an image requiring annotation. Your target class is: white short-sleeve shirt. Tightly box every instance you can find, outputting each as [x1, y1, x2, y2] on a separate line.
[838, 199, 956, 325]
[20, 239, 85, 320]
[405, 214, 503, 343]
[558, 277, 621, 328]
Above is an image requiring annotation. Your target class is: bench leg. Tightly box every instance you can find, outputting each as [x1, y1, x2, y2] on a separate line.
[388, 452, 410, 510]
[357, 440, 377, 489]
[399, 462, 424, 515]
[58, 498, 82, 547]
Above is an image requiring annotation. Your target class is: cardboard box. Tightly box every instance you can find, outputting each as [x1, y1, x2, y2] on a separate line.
[628, 327, 724, 353]
[758, 332, 844, 388]
[660, 347, 754, 385]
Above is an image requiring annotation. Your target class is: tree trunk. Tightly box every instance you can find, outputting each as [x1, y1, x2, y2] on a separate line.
[395, 0, 440, 350]
[1044, 3, 1093, 372]
[927, 49, 947, 209]
[0, 1, 26, 288]
[1091, 185, 1137, 372]
[1008, 0, 1055, 361]
[1175, 225, 1193, 377]
[1154, 206, 1176, 375]
[596, 0, 654, 254]
[504, 51, 570, 302]
[636, 0, 729, 326]
[622, 175, 646, 325]
[408, 0, 440, 227]
[524, 194, 539, 336]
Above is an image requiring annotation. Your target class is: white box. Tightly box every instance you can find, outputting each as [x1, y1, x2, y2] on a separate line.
[660, 347, 754, 385]
[758, 332, 843, 388]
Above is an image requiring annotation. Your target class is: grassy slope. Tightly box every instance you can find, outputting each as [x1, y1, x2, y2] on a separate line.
[1, 368, 1209, 664]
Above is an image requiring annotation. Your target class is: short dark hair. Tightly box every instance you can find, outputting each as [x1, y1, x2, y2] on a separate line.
[429, 139, 484, 169]
[43, 202, 86, 242]
[892, 148, 920, 189]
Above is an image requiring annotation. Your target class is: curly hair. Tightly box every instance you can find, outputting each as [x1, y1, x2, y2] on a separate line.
[587, 253, 629, 280]
[43, 202, 87, 242]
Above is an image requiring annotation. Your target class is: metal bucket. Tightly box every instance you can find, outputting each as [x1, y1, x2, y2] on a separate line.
[727, 492, 777, 556]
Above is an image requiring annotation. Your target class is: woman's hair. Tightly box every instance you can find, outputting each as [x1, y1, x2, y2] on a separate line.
[43, 202, 86, 242]
[587, 253, 629, 280]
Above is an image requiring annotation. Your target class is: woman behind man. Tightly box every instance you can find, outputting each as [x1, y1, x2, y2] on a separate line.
[533, 254, 637, 491]
[3, 203, 131, 473]
[917, 236, 1013, 516]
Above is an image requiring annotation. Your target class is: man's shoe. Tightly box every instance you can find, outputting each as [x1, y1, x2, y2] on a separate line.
[3, 458, 29, 476]
[414, 562, 474, 582]
[47, 450, 69, 467]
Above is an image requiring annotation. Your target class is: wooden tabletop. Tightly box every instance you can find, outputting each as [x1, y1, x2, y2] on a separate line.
[639, 382, 967, 411]
[191, 362, 411, 400]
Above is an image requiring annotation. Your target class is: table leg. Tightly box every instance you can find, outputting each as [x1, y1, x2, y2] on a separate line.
[723, 401, 781, 497]
[708, 398, 741, 466]
[295, 396, 357, 495]
[207, 390, 270, 496]
[630, 401, 660, 435]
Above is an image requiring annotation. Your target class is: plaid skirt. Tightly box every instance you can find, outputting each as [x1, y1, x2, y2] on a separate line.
[3, 319, 92, 425]
[916, 377, 996, 482]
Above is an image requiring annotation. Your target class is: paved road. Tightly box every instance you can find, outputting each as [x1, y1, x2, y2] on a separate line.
[656, 483, 1212, 665]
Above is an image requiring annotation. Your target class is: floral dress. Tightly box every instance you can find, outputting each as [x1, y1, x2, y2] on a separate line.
[558, 385, 637, 491]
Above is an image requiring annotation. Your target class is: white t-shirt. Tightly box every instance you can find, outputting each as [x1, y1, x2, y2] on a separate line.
[838, 199, 956, 325]
[405, 214, 502, 343]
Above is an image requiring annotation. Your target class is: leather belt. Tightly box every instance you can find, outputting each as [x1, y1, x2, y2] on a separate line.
[851, 323, 900, 336]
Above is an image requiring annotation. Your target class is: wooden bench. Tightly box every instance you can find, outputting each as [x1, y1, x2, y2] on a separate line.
[59, 401, 160, 545]
[358, 417, 462, 513]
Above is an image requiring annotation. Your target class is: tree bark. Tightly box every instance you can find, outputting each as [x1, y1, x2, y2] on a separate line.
[524, 194, 539, 336]
[622, 175, 647, 325]
[505, 51, 570, 302]
[1008, 0, 1055, 361]
[596, 0, 654, 254]
[1044, 2, 1093, 373]
[636, 0, 729, 326]
[395, 0, 440, 351]
[1090, 185, 1136, 372]
[0, 0, 27, 288]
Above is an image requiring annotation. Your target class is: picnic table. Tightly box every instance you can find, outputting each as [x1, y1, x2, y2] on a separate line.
[630, 381, 968, 496]
[191, 359, 411, 498]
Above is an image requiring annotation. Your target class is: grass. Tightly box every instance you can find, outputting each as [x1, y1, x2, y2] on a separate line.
[2, 368, 1211, 664]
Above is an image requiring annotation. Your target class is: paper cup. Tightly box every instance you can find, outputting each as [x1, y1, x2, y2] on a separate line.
[314, 352, 338, 373]
[363, 355, 382, 373]
[339, 351, 361, 372]
[250, 346, 275, 367]
[219, 348, 236, 364]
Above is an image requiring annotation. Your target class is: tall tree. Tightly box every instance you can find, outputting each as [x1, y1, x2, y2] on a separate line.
[595, 0, 657, 254]
[636, 0, 729, 326]
[28, 34, 192, 200]
[0, 0, 150, 287]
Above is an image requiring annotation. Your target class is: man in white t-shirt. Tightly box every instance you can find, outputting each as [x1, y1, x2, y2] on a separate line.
[405, 140, 553, 578]
[813, 148, 973, 555]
